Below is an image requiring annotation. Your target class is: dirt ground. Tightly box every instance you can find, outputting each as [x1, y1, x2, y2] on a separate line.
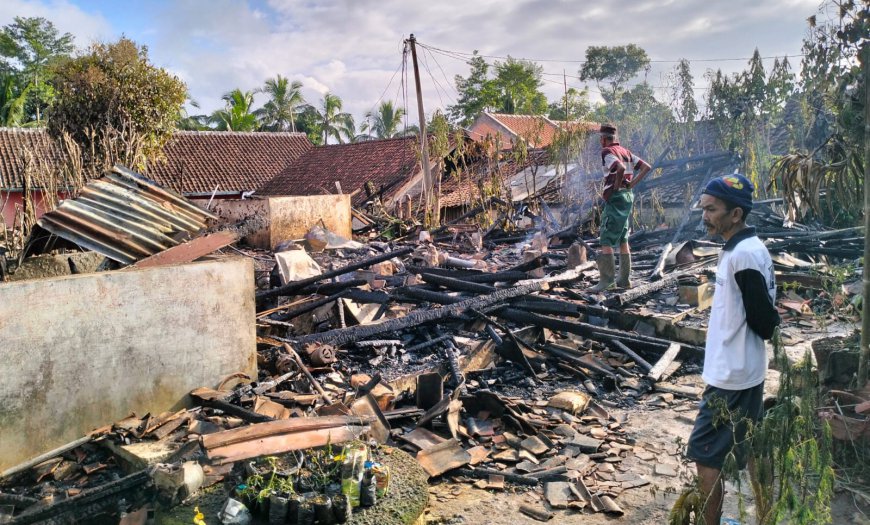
[420, 367, 869, 525]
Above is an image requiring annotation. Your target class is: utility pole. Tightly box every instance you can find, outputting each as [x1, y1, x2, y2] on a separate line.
[859, 41, 869, 387]
[407, 34, 435, 226]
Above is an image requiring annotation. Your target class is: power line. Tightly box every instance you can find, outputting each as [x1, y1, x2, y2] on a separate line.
[418, 41, 804, 65]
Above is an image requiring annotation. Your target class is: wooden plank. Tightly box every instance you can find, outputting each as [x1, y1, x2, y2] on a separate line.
[647, 343, 682, 382]
[202, 415, 373, 450]
[206, 426, 366, 465]
[415, 438, 471, 477]
[130, 230, 238, 268]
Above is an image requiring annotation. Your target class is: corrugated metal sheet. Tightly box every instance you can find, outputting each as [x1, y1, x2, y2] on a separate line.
[37, 165, 218, 264]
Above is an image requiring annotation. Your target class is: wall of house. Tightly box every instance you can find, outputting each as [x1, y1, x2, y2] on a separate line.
[268, 195, 351, 248]
[0, 257, 257, 471]
[211, 198, 272, 248]
[0, 190, 62, 229]
[211, 195, 352, 250]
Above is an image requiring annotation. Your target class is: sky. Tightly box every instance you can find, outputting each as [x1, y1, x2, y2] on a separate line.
[0, 0, 829, 129]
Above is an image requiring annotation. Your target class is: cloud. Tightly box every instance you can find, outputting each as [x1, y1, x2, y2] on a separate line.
[0, 0, 113, 49]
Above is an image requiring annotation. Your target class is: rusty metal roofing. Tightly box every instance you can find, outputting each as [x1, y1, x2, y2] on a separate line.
[37, 165, 217, 264]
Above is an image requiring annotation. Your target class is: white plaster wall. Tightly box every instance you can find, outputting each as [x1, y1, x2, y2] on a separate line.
[0, 257, 257, 470]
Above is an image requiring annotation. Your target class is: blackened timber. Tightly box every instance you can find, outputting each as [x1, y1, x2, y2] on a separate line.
[405, 334, 454, 353]
[395, 286, 461, 304]
[453, 468, 539, 486]
[274, 291, 347, 321]
[192, 396, 274, 424]
[409, 267, 527, 284]
[602, 266, 714, 307]
[496, 308, 703, 356]
[540, 343, 618, 379]
[471, 310, 537, 375]
[345, 289, 391, 304]
[257, 246, 414, 299]
[421, 273, 497, 293]
[10, 471, 151, 525]
[608, 339, 653, 372]
[296, 279, 368, 296]
[292, 278, 555, 347]
[507, 254, 549, 273]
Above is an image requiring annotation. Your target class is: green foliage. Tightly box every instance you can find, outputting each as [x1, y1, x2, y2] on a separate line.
[295, 104, 325, 145]
[315, 92, 355, 144]
[579, 44, 650, 104]
[48, 37, 187, 171]
[361, 100, 415, 139]
[0, 16, 74, 124]
[256, 75, 306, 132]
[492, 57, 548, 115]
[448, 51, 499, 127]
[448, 52, 548, 126]
[547, 87, 591, 122]
[210, 88, 259, 131]
[769, 0, 866, 226]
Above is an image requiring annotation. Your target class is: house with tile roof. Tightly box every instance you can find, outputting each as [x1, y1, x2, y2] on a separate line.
[258, 136, 436, 209]
[0, 128, 312, 226]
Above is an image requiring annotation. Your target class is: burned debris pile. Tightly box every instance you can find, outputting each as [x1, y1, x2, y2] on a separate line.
[0, 158, 866, 524]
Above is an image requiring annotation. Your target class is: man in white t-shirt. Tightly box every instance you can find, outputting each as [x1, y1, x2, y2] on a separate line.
[687, 174, 780, 525]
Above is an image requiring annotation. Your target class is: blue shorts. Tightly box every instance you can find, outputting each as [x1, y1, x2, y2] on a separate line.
[686, 383, 764, 470]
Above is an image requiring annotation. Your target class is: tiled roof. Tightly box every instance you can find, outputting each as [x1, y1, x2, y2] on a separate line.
[468, 113, 562, 149]
[154, 131, 311, 194]
[439, 149, 551, 208]
[258, 136, 422, 206]
[0, 128, 64, 189]
[0, 128, 312, 194]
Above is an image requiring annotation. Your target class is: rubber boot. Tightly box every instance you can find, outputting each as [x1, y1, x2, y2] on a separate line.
[617, 253, 632, 288]
[588, 253, 615, 292]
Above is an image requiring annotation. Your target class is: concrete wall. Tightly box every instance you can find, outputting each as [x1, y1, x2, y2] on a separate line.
[0, 257, 257, 470]
[212, 195, 352, 250]
[268, 195, 351, 247]
[211, 198, 272, 248]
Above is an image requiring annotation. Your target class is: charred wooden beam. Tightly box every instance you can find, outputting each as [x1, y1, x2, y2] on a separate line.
[11, 471, 150, 524]
[608, 339, 653, 372]
[421, 273, 497, 294]
[274, 291, 347, 321]
[602, 266, 714, 307]
[453, 468, 539, 486]
[507, 254, 549, 273]
[296, 279, 368, 296]
[496, 307, 703, 356]
[405, 334, 454, 353]
[292, 278, 556, 346]
[470, 309, 537, 375]
[345, 289, 390, 304]
[257, 247, 414, 299]
[539, 343, 618, 380]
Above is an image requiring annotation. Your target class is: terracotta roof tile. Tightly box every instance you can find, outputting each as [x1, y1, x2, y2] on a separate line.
[0, 128, 312, 194]
[258, 137, 422, 206]
[468, 113, 561, 149]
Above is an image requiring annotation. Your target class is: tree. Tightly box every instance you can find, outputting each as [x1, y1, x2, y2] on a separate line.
[294, 104, 323, 145]
[0, 74, 29, 126]
[0, 17, 75, 123]
[256, 75, 305, 132]
[315, 92, 354, 144]
[210, 89, 259, 131]
[579, 44, 650, 104]
[48, 37, 186, 172]
[448, 51, 499, 127]
[492, 57, 548, 115]
[361, 100, 416, 139]
[547, 87, 591, 121]
[448, 52, 548, 125]
[668, 59, 698, 124]
[176, 97, 210, 131]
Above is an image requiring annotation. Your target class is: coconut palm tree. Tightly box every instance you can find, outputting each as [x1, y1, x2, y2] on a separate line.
[316, 92, 355, 144]
[360, 100, 417, 139]
[256, 75, 305, 132]
[176, 97, 210, 130]
[0, 75, 30, 127]
[209, 89, 258, 131]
